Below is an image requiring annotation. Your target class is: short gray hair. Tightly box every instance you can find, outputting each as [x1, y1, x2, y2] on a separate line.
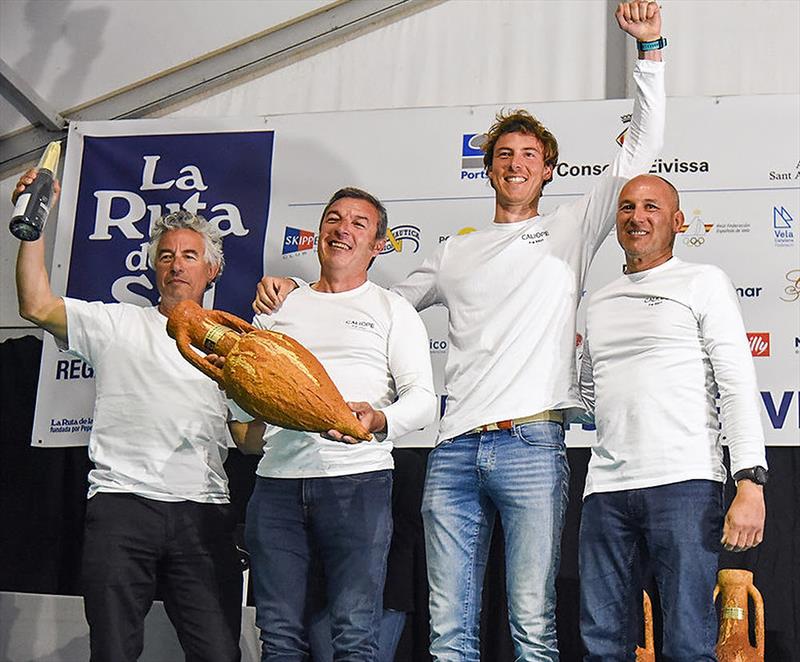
[147, 210, 225, 282]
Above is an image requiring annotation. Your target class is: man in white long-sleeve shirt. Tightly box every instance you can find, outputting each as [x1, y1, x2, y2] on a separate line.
[578, 174, 767, 660]
[253, 4, 666, 658]
[396, 6, 665, 660]
[235, 187, 436, 661]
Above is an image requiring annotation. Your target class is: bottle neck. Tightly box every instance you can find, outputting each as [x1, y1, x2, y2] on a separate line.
[201, 324, 240, 355]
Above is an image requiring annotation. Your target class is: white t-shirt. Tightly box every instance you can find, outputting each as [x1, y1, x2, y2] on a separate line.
[392, 60, 666, 443]
[579, 258, 767, 496]
[251, 281, 436, 478]
[63, 298, 231, 503]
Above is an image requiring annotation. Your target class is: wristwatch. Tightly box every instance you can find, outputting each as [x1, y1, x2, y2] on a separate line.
[637, 37, 668, 52]
[733, 466, 769, 486]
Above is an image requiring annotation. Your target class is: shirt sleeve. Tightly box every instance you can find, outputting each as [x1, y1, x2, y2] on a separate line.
[380, 298, 437, 441]
[578, 335, 596, 414]
[60, 297, 120, 366]
[252, 312, 276, 332]
[693, 268, 768, 475]
[565, 59, 666, 255]
[391, 241, 446, 311]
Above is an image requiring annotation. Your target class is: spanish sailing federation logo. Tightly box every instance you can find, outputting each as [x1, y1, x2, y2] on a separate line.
[679, 210, 714, 247]
[616, 114, 632, 146]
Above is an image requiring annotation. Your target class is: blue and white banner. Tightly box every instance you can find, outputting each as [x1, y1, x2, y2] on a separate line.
[33, 119, 274, 446]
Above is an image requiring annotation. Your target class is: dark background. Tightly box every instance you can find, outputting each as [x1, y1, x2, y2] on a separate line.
[1, 335, 797, 661]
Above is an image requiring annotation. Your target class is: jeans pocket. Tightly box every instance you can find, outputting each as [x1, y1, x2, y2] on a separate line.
[514, 421, 565, 449]
[430, 435, 458, 452]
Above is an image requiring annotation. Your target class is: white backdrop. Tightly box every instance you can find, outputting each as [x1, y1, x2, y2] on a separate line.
[29, 91, 800, 448]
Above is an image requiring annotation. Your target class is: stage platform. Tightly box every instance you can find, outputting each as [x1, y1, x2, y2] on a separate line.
[0, 591, 260, 662]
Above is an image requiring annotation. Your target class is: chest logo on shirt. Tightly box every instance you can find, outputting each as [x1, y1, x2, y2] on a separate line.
[643, 296, 666, 307]
[521, 230, 549, 246]
[345, 319, 376, 331]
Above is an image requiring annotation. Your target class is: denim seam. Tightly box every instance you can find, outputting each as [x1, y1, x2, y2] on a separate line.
[619, 532, 638, 653]
[460, 511, 482, 659]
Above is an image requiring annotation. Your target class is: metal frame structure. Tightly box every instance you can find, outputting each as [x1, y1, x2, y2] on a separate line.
[0, 0, 442, 176]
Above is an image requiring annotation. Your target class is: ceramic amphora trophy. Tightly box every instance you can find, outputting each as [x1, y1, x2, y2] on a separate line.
[714, 569, 765, 662]
[166, 300, 371, 441]
[635, 590, 656, 662]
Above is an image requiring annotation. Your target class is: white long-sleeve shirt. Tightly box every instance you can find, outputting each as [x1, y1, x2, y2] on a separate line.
[252, 281, 436, 478]
[392, 60, 666, 443]
[579, 257, 767, 496]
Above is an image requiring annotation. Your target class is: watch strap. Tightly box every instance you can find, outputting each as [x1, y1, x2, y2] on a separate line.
[637, 37, 668, 52]
[733, 466, 768, 486]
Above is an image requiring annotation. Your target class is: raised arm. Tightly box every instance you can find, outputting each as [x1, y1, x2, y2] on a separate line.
[13, 169, 67, 343]
[616, 1, 663, 63]
[573, 2, 667, 253]
[612, 1, 666, 179]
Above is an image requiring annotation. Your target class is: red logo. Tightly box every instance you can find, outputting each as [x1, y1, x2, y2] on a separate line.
[746, 333, 770, 357]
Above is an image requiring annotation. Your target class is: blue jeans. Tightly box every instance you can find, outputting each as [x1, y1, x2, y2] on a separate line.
[308, 607, 407, 662]
[421, 422, 569, 661]
[579, 480, 724, 662]
[245, 471, 392, 662]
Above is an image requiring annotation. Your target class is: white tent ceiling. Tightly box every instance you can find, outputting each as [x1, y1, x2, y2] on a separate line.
[0, 0, 333, 136]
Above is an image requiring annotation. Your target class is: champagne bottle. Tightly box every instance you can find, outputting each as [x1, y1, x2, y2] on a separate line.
[9, 141, 62, 241]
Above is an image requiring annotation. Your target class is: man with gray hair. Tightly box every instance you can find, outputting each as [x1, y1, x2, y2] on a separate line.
[12, 170, 242, 662]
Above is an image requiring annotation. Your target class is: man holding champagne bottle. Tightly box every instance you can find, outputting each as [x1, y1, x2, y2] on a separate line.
[12, 170, 243, 662]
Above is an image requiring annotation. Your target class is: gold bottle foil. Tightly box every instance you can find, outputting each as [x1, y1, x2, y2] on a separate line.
[203, 324, 229, 352]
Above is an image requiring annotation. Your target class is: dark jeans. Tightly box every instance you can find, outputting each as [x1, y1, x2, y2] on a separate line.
[246, 471, 392, 662]
[579, 480, 724, 662]
[308, 607, 408, 662]
[81, 492, 242, 662]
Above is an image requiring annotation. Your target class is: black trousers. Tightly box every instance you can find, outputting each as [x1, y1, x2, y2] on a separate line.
[81, 492, 242, 662]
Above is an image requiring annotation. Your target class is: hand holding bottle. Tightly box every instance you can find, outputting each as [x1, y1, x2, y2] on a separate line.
[10, 141, 62, 241]
[12, 168, 61, 206]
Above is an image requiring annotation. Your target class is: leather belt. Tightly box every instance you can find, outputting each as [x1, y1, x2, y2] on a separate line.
[472, 409, 563, 433]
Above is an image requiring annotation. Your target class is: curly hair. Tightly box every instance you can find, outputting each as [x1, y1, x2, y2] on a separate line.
[482, 109, 559, 188]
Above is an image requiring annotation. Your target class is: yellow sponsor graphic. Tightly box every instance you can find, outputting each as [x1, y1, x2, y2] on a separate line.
[385, 227, 403, 253]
